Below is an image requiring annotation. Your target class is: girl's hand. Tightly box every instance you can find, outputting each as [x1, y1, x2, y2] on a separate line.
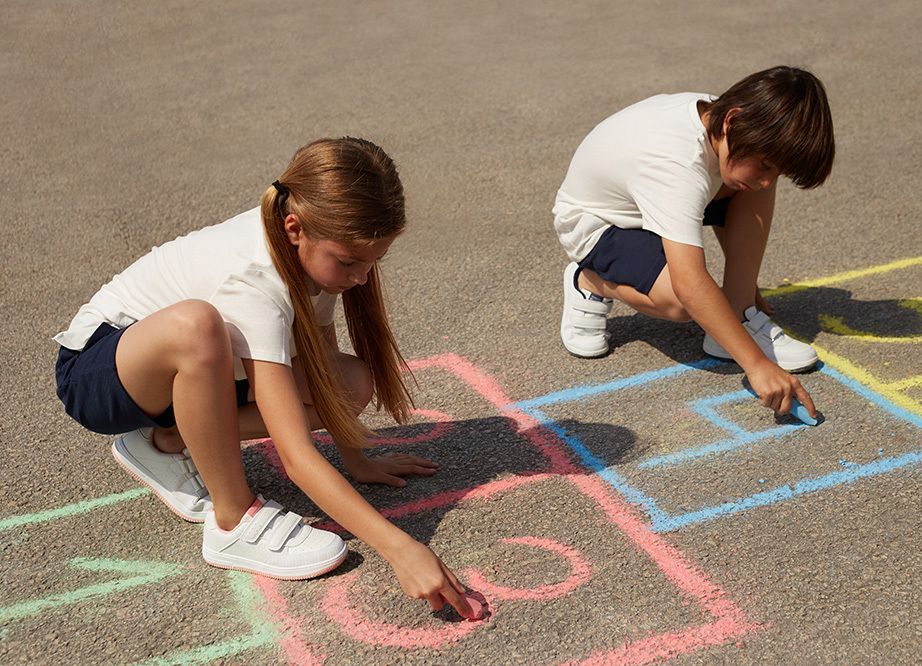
[342, 451, 439, 487]
[746, 359, 817, 417]
[387, 538, 474, 618]
[754, 288, 775, 316]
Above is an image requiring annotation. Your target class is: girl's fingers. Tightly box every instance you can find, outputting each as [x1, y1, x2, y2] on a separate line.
[441, 562, 467, 596]
[437, 586, 473, 618]
[386, 453, 439, 468]
[427, 591, 445, 612]
[380, 473, 407, 488]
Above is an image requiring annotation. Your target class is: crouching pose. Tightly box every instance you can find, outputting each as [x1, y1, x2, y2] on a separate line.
[555, 66, 834, 416]
[54, 137, 474, 617]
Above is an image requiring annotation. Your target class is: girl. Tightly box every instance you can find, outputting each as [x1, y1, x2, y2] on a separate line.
[54, 137, 474, 618]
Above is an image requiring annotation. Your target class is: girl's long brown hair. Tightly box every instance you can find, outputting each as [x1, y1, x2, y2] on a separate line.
[260, 137, 413, 448]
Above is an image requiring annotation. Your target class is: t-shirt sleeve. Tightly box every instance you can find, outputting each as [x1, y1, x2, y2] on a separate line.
[209, 269, 294, 366]
[628, 162, 710, 247]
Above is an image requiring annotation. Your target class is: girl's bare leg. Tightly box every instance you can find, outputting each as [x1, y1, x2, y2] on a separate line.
[115, 299, 254, 529]
[237, 352, 373, 439]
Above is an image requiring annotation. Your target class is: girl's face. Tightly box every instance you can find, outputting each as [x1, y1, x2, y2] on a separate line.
[292, 227, 394, 295]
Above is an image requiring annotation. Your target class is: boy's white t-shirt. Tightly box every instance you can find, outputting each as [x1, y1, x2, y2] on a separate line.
[553, 92, 725, 262]
[53, 207, 337, 380]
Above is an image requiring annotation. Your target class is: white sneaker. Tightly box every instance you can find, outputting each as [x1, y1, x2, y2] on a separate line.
[112, 429, 212, 522]
[703, 306, 818, 372]
[202, 496, 348, 580]
[560, 262, 612, 358]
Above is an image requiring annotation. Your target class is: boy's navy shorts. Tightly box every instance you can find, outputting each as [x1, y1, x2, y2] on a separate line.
[55, 322, 250, 435]
[577, 197, 731, 295]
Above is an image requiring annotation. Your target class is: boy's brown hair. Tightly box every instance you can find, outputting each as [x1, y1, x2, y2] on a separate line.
[702, 66, 835, 188]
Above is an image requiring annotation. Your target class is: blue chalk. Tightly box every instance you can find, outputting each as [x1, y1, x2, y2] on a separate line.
[743, 384, 819, 426]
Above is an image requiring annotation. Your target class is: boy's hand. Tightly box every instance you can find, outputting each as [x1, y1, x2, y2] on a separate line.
[341, 449, 439, 487]
[746, 359, 817, 417]
[387, 538, 475, 619]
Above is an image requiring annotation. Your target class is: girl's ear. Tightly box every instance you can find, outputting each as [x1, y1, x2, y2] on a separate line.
[283, 214, 304, 246]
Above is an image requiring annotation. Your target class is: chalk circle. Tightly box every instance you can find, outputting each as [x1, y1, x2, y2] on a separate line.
[320, 570, 483, 650]
[464, 536, 593, 602]
[312, 409, 455, 447]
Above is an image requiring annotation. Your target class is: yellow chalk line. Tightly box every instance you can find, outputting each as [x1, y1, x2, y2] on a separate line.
[813, 343, 922, 417]
[762, 256, 922, 298]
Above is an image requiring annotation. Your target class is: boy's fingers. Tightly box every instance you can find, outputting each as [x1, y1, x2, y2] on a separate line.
[441, 563, 467, 595]
[795, 384, 817, 416]
[778, 394, 792, 415]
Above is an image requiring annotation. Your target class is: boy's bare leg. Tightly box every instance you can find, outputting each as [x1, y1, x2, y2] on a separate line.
[712, 183, 776, 319]
[578, 265, 690, 322]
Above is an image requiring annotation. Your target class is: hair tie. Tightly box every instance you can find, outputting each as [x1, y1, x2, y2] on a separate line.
[272, 180, 289, 197]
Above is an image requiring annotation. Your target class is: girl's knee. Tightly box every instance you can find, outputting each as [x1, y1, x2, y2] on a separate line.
[338, 354, 374, 414]
[169, 300, 231, 363]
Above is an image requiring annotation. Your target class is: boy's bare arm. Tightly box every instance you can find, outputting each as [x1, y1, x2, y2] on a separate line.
[663, 239, 764, 370]
[662, 238, 815, 415]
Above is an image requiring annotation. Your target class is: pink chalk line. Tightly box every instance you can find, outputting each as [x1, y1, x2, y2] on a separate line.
[320, 571, 483, 649]
[250, 353, 759, 663]
[253, 575, 325, 666]
[413, 354, 760, 660]
[465, 536, 592, 601]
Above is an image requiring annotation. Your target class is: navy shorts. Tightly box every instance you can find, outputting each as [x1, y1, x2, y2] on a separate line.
[55, 323, 250, 435]
[578, 197, 732, 295]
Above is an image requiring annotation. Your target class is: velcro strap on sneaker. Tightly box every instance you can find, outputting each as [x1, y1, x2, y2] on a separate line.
[243, 502, 283, 544]
[570, 299, 612, 316]
[267, 512, 305, 552]
[573, 316, 607, 332]
[746, 309, 771, 331]
[748, 310, 784, 341]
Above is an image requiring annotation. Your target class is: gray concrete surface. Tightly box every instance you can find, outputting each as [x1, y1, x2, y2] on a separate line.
[2, 1, 920, 664]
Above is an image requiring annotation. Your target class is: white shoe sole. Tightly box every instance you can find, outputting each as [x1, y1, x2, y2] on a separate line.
[111, 438, 209, 523]
[201, 541, 349, 580]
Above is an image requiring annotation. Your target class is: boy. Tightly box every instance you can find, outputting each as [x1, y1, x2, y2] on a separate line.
[555, 66, 834, 417]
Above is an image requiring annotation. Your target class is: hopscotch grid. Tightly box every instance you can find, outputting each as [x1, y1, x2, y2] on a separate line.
[515, 362, 922, 533]
[2, 353, 758, 665]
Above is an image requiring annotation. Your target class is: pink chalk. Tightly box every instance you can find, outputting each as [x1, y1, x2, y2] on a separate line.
[462, 592, 485, 621]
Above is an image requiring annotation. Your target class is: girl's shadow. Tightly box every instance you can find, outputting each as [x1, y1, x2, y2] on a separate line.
[241, 416, 636, 546]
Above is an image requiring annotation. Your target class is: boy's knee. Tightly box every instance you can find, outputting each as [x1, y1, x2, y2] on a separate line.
[665, 306, 692, 323]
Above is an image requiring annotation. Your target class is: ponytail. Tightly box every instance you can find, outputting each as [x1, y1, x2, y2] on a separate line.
[260, 138, 414, 448]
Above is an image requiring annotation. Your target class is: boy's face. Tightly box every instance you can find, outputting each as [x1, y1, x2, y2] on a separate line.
[716, 109, 780, 192]
[718, 143, 780, 192]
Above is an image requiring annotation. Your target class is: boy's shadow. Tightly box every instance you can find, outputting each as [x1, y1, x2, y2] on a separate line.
[241, 416, 636, 547]
[604, 286, 921, 370]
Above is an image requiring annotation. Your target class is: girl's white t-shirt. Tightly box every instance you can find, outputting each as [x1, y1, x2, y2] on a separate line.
[53, 207, 337, 380]
[553, 92, 724, 262]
